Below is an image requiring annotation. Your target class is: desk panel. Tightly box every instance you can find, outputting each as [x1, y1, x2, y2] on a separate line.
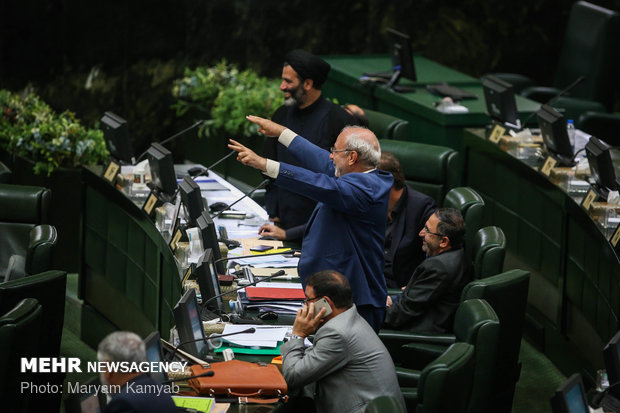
[463, 129, 620, 380]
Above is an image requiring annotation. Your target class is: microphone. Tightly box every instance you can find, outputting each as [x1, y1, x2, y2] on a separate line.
[135, 120, 205, 162]
[191, 151, 237, 178]
[161, 370, 214, 384]
[201, 270, 287, 311]
[167, 327, 256, 362]
[210, 179, 270, 219]
[520, 75, 586, 127]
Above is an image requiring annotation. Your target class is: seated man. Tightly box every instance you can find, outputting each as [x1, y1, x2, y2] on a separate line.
[98, 331, 177, 413]
[281, 270, 404, 413]
[379, 152, 436, 288]
[383, 208, 470, 333]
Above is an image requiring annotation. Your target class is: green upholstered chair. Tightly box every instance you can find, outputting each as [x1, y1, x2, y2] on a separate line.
[5, 224, 58, 281]
[442, 187, 485, 263]
[0, 184, 52, 281]
[470, 226, 506, 280]
[379, 139, 459, 204]
[391, 299, 500, 413]
[0, 270, 67, 413]
[577, 111, 620, 147]
[0, 298, 42, 413]
[460, 269, 530, 413]
[402, 342, 475, 413]
[364, 108, 409, 141]
[365, 395, 406, 413]
[491, 1, 620, 114]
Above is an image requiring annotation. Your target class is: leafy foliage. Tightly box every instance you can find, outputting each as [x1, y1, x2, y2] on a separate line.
[0, 89, 108, 175]
[172, 60, 281, 139]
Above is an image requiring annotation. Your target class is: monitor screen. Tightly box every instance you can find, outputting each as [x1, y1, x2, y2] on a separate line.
[146, 142, 177, 197]
[194, 248, 224, 313]
[537, 104, 575, 166]
[482, 75, 521, 129]
[586, 136, 618, 195]
[550, 373, 589, 413]
[179, 175, 205, 226]
[196, 211, 225, 275]
[173, 288, 207, 359]
[143, 331, 167, 383]
[100, 112, 134, 164]
[387, 28, 416, 82]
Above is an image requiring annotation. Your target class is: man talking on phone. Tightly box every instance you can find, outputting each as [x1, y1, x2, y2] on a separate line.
[279, 270, 404, 413]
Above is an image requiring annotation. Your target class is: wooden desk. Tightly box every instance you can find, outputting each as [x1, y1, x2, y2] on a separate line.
[463, 129, 620, 381]
[322, 54, 540, 152]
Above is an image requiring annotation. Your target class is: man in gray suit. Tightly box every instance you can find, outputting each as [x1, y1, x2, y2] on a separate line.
[280, 270, 404, 413]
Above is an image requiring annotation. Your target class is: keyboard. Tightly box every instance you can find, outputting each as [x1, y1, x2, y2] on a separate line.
[200, 307, 220, 322]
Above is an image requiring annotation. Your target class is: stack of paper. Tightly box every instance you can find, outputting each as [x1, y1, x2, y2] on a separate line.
[220, 324, 290, 348]
[238, 283, 305, 315]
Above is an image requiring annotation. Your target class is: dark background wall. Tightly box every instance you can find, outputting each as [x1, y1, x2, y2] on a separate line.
[1, 0, 619, 158]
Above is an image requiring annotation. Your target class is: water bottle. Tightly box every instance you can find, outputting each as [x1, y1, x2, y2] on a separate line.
[567, 119, 576, 150]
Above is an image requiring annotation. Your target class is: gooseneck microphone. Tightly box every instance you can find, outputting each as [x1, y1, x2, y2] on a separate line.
[167, 327, 256, 362]
[161, 370, 214, 384]
[210, 179, 270, 219]
[191, 151, 237, 179]
[520, 75, 586, 127]
[135, 120, 205, 163]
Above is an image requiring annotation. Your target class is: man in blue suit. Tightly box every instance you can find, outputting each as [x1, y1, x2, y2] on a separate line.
[229, 115, 392, 331]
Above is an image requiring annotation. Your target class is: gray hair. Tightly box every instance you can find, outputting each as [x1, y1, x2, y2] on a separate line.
[97, 331, 147, 363]
[342, 126, 381, 167]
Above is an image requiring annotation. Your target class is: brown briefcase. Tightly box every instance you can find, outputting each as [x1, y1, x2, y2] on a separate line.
[188, 359, 287, 400]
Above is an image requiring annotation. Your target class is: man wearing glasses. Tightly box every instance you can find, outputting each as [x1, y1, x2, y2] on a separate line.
[279, 270, 404, 413]
[383, 208, 470, 333]
[229, 116, 392, 332]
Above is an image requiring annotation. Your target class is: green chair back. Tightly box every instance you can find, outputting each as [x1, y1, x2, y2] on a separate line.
[364, 108, 409, 140]
[0, 270, 67, 413]
[471, 226, 506, 280]
[442, 187, 485, 263]
[461, 269, 530, 413]
[0, 298, 42, 413]
[577, 111, 620, 147]
[379, 139, 459, 204]
[553, 1, 620, 110]
[365, 395, 406, 413]
[413, 342, 475, 413]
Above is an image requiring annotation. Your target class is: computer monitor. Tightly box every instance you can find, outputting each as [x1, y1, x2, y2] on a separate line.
[100, 112, 134, 164]
[173, 288, 208, 359]
[196, 211, 225, 275]
[387, 28, 416, 82]
[604, 330, 620, 392]
[194, 248, 224, 313]
[146, 142, 177, 198]
[537, 104, 575, 166]
[550, 373, 589, 413]
[143, 331, 167, 383]
[482, 75, 521, 129]
[586, 136, 619, 197]
[179, 175, 205, 226]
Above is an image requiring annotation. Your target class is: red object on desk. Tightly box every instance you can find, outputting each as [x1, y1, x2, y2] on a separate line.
[245, 287, 305, 301]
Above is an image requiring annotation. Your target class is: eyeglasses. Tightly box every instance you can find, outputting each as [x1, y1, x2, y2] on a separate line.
[423, 224, 446, 238]
[329, 147, 353, 154]
[304, 295, 322, 304]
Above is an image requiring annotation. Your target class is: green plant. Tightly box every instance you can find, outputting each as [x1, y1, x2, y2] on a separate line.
[171, 60, 281, 139]
[0, 89, 109, 175]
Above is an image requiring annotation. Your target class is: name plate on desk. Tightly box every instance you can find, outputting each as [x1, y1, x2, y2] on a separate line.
[488, 124, 506, 144]
[102, 160, 121, 184]
[142, 191, 160, 216]
[169, 227, 183, 252]
[540, 156, 557, 177]
[580, 188, 598, 211]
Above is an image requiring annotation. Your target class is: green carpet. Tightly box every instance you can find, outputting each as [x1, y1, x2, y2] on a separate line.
[512, 339, 567, 413]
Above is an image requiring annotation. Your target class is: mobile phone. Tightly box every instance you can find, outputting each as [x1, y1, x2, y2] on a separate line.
[250, 245, 274, 252]
[312, 298, 333, 318]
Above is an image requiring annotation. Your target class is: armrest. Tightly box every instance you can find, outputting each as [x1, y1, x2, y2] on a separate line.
[379, 329, 456, 366]
[379, 329, 456, 345]
[401, 387, 419, 413]
[396, 367, 421, 387]
[26, 225, 57, 274]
